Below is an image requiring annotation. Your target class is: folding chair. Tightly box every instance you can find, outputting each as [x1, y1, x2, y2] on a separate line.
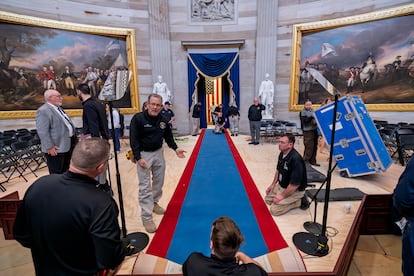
[394, 128, 414, 166]
[10, 140, 35, 179]
[28, 137, 47, 172]
[285, 122, 298, 135]
[259, 121, 274, 143]
[272, 121, 285, 137]
[0, 138, 24, 190]
[18, 134, 33, 142]
[379, 128, 397, 158]
[2, 130, 16, 139]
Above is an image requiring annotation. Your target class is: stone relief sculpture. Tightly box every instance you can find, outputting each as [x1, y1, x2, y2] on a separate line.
[191, 0, 235, 22]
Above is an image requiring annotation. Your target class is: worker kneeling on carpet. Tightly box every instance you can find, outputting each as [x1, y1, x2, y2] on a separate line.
[214, 111, 226, 134]
[264, 133, 308, 216]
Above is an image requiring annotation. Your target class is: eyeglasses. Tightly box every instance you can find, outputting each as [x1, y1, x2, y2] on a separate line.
[149, 103, 162, 108]
[50, 95, 63, 98]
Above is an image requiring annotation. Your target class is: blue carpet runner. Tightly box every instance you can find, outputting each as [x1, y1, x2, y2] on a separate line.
[147, 129, 288, 264]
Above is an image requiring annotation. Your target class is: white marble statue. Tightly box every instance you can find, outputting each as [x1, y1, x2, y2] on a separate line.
[258, 73, 274, 116]
[153, 75, 171, 104]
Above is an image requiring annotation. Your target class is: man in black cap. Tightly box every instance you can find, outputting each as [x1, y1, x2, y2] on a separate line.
[160, 101, 175, 129]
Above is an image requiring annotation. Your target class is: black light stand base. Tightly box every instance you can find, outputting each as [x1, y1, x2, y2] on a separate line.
[293, 232, 329, 257]
[123, 232, 149, 256]
[303, 221, 323, 235]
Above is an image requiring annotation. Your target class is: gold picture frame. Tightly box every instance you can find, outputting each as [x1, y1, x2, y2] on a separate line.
[289, 4, 414, 111]
[0, 11, 139, 119]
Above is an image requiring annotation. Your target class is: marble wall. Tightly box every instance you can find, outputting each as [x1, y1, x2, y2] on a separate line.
[0, 0, 413, 134]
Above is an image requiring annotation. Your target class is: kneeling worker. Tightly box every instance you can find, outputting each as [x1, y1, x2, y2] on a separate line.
[265, 133, 308, 216]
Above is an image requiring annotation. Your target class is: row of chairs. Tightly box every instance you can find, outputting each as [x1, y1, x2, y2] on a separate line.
[260, 120, 301, 143]
[0, 129, 46, 191]
[374, 121, 414, 166]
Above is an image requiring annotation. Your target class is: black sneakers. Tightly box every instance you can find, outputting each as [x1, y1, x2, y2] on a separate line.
[300, 195, 310, 210]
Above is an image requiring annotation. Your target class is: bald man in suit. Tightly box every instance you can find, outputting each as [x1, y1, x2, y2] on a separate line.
[36, 90, 77, 174]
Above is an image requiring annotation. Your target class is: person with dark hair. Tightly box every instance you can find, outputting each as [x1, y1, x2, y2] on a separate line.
[182, 216, 267, 276]
[299, 99, 319, 166]
[77, 83, 109, 140]
[393, 156, 414, 276]
[213, 103, 223, 122]
[214, 111, 226, 134]
[142, 101, 148, 111]
[77, 83, 110, 188]
[191, 101, 202, 136]
[14, 138, 126, 275]
[160, 101, 175, 128]
[227, 102, 240, 136]
[130, 94, 186, 233]
[265, 133, 308, 216]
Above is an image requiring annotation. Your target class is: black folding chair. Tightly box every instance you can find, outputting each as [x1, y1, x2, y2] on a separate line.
[379, 128, 397, 158]
[394, 128, 414, 166]
[27, 137, 47, 172]
[0, 138, 25, 190]
[10, 140, 36, 179]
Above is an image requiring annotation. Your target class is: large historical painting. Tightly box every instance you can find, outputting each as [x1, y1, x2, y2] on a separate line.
[290, 4, 414, 111]
[0, 11, 139, 119]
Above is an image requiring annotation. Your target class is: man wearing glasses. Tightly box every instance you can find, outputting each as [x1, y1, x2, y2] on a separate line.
[130, 94, 186, 233]
[36, 89, 77, 174]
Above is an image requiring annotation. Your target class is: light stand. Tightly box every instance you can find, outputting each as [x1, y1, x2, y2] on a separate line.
[107, 99, 148, 255]
[293, 78, 340, 256]
[303, 163, 338, 235]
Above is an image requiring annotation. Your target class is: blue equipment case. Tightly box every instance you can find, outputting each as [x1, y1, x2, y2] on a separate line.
[314, 95, 392, 177]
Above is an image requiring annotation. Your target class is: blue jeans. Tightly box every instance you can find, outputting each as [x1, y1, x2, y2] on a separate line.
[402, 219, 414, 276]
[109, 128, 121, 151]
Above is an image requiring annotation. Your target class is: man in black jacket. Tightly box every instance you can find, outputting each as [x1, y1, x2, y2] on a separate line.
[130, 94, 186, 233]
[77, 83, 109, 140]
[14, 138, 126, 275]
[299, 99, 319, 166]
[248, 98, 265, 145]
[227, 103, 240, 136]
[77, 83, 110, 188]
[191, 101, 202, 136]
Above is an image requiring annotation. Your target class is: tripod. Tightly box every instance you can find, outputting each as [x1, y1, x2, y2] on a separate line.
[293, 67, 340, 257]
[107, 99, 148, 255]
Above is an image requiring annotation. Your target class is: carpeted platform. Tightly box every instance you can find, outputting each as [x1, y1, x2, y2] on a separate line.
[147, 130, 288, 264]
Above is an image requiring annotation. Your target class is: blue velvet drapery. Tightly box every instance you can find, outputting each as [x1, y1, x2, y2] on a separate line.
[188, 52, 240, 128]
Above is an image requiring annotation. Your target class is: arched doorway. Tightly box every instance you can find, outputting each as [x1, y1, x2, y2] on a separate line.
[187, 51, 240, 128]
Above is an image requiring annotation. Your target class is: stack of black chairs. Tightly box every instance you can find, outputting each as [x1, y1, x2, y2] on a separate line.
[0, 128, 46, 191]
[258, 120, 303, 144]
[375, 120, 414, 166]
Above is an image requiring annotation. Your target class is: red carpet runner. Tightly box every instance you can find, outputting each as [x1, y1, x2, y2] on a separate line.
[147, 129, 287, 262]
